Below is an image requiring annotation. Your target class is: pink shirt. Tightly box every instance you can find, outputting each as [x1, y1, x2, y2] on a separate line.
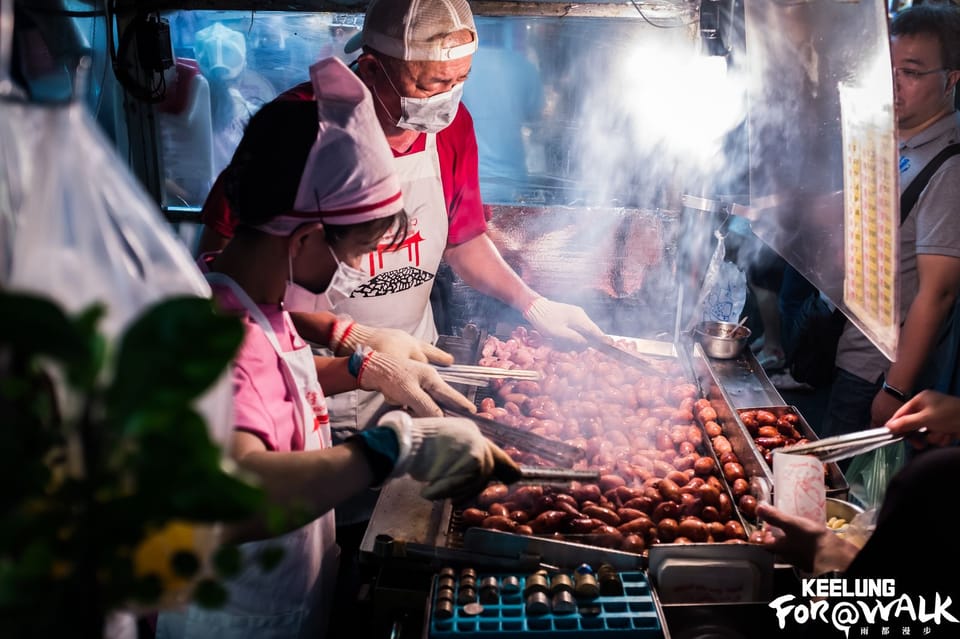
[212, 285, 307, 452]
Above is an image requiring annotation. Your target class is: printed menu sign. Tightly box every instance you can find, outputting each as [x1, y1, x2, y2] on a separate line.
[839, 83, 899, 360]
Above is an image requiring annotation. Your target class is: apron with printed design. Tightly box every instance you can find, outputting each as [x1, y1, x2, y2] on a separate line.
[324, 134, 448, 525]
[159, 273, 339, 639]
[326, 134, 448, 436]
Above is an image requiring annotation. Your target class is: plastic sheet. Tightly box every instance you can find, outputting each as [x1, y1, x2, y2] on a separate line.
[0, 96, 232, 448]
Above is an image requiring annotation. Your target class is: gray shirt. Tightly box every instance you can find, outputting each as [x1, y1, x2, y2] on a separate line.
[836, 111, 960, 383]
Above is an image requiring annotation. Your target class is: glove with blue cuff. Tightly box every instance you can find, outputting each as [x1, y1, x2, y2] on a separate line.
[355, 411, 520, 500]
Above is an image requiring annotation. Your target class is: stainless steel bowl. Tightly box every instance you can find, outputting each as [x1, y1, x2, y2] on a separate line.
[826, 497, 864, 523]
[694, 321, 752, 359]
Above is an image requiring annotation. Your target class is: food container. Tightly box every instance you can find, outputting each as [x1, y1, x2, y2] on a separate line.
[736, 406, 849, 501]
[428, 570, 665, 637]
[694, 321, 751, 359]
[825, 497, 863, 527]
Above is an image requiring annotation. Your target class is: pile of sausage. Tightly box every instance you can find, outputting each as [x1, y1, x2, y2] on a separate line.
[738, 408, 809, 465]
[464, 327, 750, 551]
[695, 398, 762, 526]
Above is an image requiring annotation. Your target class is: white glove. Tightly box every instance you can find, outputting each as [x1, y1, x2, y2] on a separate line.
[522, 297, 603, 344]
[378, 411, 521, 500]
[330, 319, 454, 365]
[357, 351, 475, 417]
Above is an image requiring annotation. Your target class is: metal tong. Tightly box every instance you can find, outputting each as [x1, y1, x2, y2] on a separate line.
[779, 426, 919, 464]
[439, 401, 586, 468]
[432, 363, 540, 387]
[581, 333, 665, 376]
[502, 466, 600, 484]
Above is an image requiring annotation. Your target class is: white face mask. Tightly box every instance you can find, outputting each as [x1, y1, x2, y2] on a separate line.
[376, 62, 463, 134]
[283, 245, 369, 313]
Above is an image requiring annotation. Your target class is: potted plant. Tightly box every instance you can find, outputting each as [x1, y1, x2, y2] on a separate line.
[0, 291, 277, 638]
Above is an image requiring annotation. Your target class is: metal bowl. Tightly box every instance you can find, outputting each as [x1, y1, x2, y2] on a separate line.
[694, 321, 752, 359]
[826, 497, 864, 524]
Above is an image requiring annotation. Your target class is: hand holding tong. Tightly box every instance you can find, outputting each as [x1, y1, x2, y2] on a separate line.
[439, 400, 586, 468]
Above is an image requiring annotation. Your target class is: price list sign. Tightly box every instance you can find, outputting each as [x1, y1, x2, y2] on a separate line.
[839, 83, 899, 360]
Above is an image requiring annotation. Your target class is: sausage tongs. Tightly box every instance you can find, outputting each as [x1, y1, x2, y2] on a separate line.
[778, 427, 921, 464]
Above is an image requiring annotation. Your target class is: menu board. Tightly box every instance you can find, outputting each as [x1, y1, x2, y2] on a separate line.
[839, 83, 899, 361]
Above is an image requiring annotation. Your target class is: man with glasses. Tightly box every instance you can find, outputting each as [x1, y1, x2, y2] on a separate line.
[822, 4, 960, 444]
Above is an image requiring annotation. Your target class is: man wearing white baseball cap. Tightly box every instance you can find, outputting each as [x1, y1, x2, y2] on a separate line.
[156, 57, 518, 639]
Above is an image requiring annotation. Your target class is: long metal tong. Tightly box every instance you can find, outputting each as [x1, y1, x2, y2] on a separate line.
[779, 427, 918, 464]
[439, 402, 585, 468]
[432, 363, 540, 387]
[581, 334, 664, 376]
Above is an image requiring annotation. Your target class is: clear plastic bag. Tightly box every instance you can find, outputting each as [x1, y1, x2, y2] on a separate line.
[845, 440, 906, 512]
[0, 98, 232, 448]
[687, 229, 747, 329]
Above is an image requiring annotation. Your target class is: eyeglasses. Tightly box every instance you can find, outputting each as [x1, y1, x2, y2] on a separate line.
[894, 67, 950, 81]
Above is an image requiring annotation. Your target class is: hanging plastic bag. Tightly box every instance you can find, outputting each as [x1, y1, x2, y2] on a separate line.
[686, 228, 747, 329]
[1, 98, 234, 448]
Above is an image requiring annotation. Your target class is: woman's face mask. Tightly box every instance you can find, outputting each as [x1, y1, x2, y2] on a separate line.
[375, 62, 463, 134]
[283, 245, 368, 312]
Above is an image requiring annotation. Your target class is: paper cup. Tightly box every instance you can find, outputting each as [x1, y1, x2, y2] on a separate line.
[772, 451, 826, 523]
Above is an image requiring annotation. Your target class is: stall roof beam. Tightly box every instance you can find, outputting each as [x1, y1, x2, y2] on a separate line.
[114, 1, 692, 20]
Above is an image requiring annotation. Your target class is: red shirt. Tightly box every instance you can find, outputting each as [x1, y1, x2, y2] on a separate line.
[200, 81, 487, 246]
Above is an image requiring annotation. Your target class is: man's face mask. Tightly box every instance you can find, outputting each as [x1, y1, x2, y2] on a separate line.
[284, 245, 369, 312]
[375, 61, 463, 134]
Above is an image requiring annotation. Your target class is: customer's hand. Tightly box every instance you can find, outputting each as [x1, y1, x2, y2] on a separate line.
[523, 297, 603, 344]
[332, 319, 454, 365]
[377, 411, 520, 500]
[357, 351, 474, 417]
[886, 390, 960, 447]
[756, 503, 859, 575]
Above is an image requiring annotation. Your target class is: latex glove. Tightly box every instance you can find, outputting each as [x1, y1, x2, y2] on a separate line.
[522, 296, 604, 344]
[357, 351, 475, 417]
[330, 319, 454, 365]
[378, 411, 521, 500]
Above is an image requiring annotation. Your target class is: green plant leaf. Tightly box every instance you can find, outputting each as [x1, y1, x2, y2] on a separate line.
[0, 293, 101, 387]
[108, 297, 243, 421]
[193, 578, 228, 609]
[256, 546, 285, 573]
[212, 545, 242, 579]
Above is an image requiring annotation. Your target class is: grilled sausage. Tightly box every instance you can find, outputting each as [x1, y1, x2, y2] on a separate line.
[477, 484, 509, 508]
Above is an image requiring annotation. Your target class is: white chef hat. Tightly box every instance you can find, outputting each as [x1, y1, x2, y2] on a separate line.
[253, 57, 403, 235]
[344, 0, 478, 62]
[195, 22, 246, 80]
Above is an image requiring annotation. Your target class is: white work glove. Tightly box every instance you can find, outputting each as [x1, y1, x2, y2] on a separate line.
[378, 411, 521, 500]
[357, 351, 475, 417]
[330, 318, 454, 365]
[522, 296, 604, 344]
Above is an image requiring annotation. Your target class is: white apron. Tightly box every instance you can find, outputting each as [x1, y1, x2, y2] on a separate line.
[158, 273, 339, 639]
[324, 134, 448, 525]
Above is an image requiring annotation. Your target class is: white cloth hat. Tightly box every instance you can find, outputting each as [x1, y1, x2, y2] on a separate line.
[344, 0, 478, 62]
[195, 22, 246, 80]
[255, 57, 403, 235]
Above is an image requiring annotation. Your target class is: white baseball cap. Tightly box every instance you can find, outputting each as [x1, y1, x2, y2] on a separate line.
[344, 0, 478, 62]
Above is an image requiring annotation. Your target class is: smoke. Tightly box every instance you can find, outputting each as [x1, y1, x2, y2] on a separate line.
[571, 40, 749, 207]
